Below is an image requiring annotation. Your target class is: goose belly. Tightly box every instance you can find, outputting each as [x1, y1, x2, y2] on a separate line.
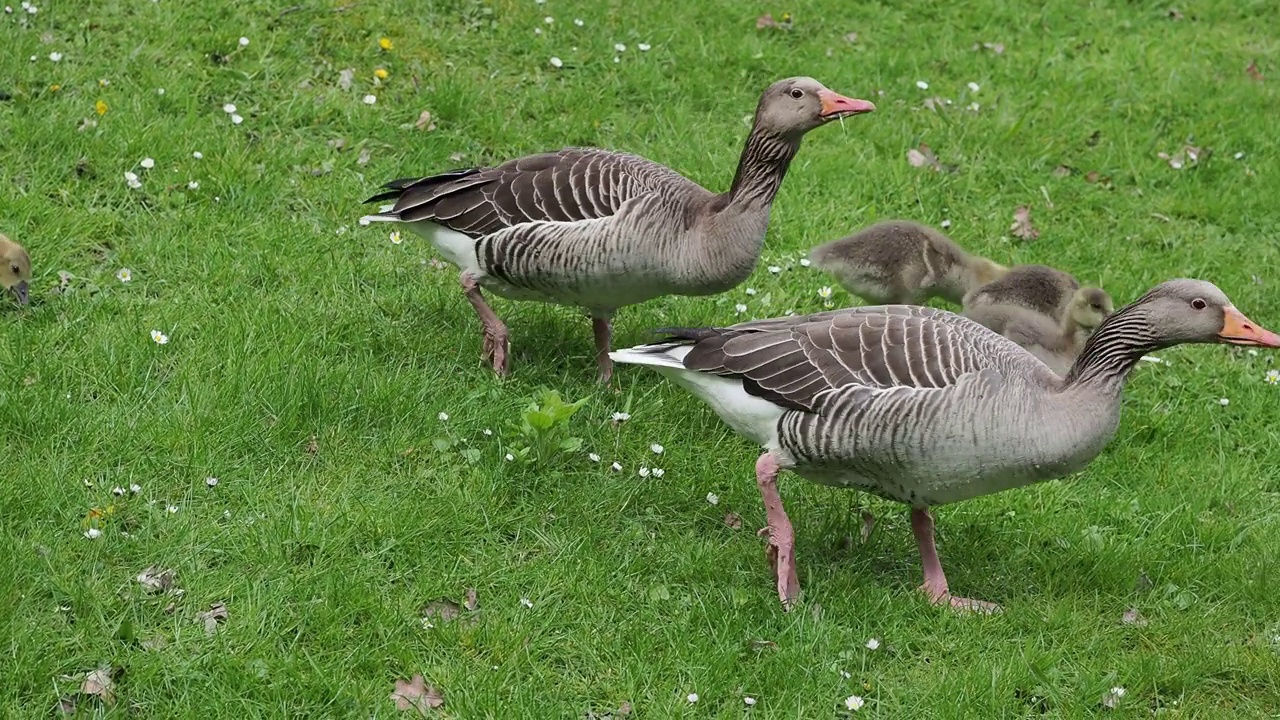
[781, 390, 1115, 507]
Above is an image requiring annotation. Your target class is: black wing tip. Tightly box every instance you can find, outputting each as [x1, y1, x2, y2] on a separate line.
[362, 168, 489, 205]
[650, 326, 725, 343]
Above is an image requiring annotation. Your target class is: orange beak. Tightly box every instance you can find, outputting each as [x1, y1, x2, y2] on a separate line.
[1219, 305, 1280, 347]
[818, 90, 877, 119]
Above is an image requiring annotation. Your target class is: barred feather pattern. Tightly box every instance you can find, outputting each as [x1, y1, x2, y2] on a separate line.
[367, 134, 801, 314]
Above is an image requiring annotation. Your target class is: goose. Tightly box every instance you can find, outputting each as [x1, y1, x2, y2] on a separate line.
[360, 77, 875, 383]
[0, 233, 30, 305]
[807, 219, 1007, 306]
[610, 279, 1280, 612]
[961, 263, 1110, 326]
[964, 287, 1115, 376]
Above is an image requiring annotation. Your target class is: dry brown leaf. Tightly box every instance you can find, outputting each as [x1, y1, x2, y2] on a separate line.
[906, 143, 952, 172]
[448, 152, 465, 163]
[420, 599, 461, 623]
[1051, 165, 1073, 177]
[1121, 607, 1148, 626]
[141, 635, 168, 651]
[136, 566, 176, 594]
[722, 512, 743, 530]
[1084, 171, 1102, 183]
[415, 110, 436, 131]
[197, 602, 228, 634]
[616, 701, 633, 716]
[973, 41, 1005, 54]
[921, 96, 949, 112]
[428, 258, 449, 271]
[750, 638, 778, 651]
[843, 32, 858, 43]
[328, 137, 347, 151]
[80, 666, 117, 706]
[1101, 687, 1125, 709]
[357, 147, 372, 165]
[1246, 60, 1263, 82]
[1010, 206, 1040, 241]
[1167, 7, 1183, 19]
[1157, 144, 1207, 170]
[338, 68, 355, 91]
[755, 13, 778, 29]
[859, 510, 876, 544]
[463, 587, 479, 612]
[391, 674, 444, 713]
[305, 435, 319, 455]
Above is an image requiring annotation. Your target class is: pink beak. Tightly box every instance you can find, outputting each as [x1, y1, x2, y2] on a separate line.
[1220, 305, 1280, 348]
[818, 90, 877, 118]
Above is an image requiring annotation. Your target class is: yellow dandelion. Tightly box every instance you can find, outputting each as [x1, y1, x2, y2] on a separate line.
[374, 67, 388, 79]
[49, 83, 60, 92]
[95, 99, 108, 115]
[378, 37, 393, 51]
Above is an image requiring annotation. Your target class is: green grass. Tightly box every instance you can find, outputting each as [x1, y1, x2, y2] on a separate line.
[3, 0, 1280, 716]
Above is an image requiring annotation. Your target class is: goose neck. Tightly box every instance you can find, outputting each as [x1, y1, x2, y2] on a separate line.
[725, 125, 801, 211]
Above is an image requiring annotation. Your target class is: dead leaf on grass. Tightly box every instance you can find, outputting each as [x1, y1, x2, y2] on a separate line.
[1167, 7, 1183, 19]
[921, 96, 950, 112]
[197, 602, 227, 634]
[414, 110, 437, 131]
[23, 375, 37, 386]
[305, 435, 319, 455]
[77, 117, 98, 132]
[750, 639, 778, 651]
[859, 510, 875, 544]
[338, 68, 355, 91]
[843, 32, 858, 43]
[1246, 60, 1263, 82]
[1101, 687, 1125, 709]
[722, 512, 743, 530]
[55, 270, 75, 294]
[140, 635, 168, 651]
[972, 41, 1005, 54]
[616, 701, 633, 716]
[390, 674, 444, 713]
[756, 12, 792, 30]
[1121, 607, 1148, 626]
[1157, 144, 1207, 170]
[463, 587, 479, 612]
[448, 152, 465, 163]
[1009, 206, 1040, 241]
[419, 599, 461, 624]
[357, 147, 373, 165]
[906, 143, 956, 173]
[57, 665, 122, 711]
[327, 137, 347, 151]
[136, 566, 176, 594]
[1052, 165, 1073, 177]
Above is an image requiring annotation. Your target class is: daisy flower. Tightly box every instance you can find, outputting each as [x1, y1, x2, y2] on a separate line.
[390, 230, 403, 245]
[205, 477, 219, 487]
[865, 638, 880, 650]
[651, 443, 664, 454]
[818, 286, 834, 299]
[799, 258, 812, 267]
[84, 528, 102, 540]
[611, 411, 631, 423]
[735, 304, 748, 314]
[362, 94, 377, 105]
[238, 36, 249, 47]
[706, 492, 719, 505]
[150, 329, 169, 344]
[116, 268, 132, 282]
[588, 453, 601, 462]
[845, 695, 865, 711]
[916, 80, 929, 90]
[437, 411, 449, 421]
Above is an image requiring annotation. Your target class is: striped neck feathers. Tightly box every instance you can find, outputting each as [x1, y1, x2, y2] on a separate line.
[1062, 301, 1159, 393]
[724, 125, 802, 211]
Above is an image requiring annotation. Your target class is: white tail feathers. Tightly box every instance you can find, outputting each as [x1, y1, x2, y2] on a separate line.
[609, 343, 692, 370]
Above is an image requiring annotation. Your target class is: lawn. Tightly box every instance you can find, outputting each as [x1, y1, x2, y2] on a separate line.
[2, 0, 1280, 716]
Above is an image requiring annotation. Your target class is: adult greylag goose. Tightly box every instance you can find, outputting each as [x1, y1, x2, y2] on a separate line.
[361, 77, 875, 383]
[0, 233, 31, 305]
[964, 287, 1115, 376]
[962, 263, 1110, 325]
[610, 279, 1280, 611]
[807, 219, 1006, 306]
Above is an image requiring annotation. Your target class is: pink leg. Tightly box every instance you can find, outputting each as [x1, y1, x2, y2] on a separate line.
[754, 452, 800, 609]
[460, 272, 510, 376]
[592, 316, 613, 385]
[910, 507, 1001, 614]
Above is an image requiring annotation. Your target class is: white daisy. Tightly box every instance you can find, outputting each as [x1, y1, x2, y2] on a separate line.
[706, 492, 719, 505]
[916, 80, 929, 90]
[84, 528, 102, 540]
[588, 453, 601, 462]
[116, 268, 132, 282]
[845, 695, 864, 711]
[651, 443, 664, 454]
[150, 329, 169, 345]
[238, 36, 249, 47]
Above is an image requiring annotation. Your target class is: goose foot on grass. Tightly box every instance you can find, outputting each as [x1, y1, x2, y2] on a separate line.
[461, 272, 510, 376]
[755, 452, 800, 608]
[911, 508, 1003, 614]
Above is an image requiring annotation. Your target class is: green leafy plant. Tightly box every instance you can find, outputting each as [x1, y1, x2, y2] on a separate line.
[511, 388, 590, 464]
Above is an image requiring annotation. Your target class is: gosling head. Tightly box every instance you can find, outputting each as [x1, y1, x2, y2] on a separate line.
[1068, 287, 1113, 330]
[971, 258, 1009, 287]
[0, 234, 31, 306]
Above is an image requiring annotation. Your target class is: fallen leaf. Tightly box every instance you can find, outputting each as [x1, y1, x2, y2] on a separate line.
[338, 68, 355, 91]
[419, 599, 461, 623]
[1246, 60, 1263, 82]
[463, 587, 479, 612]
[755, 13, 778, 29]
[448, 152, 465, 163]
[140, 635, 168, 651]
[305, 435, 319, 455]
[921, 96, 949, 112]
[973, 41, 1005, 54]
[1157, 144, 1208, 170]
[1121, 607, 1148, 626]
[750, 639, 778, 651]
[616, 701, 633, 716]
[1101, 688, 1125, 709]
[414, 109, 436, 131]
[859, 510, 876, 544]
[391, 674, 444, 713]
[357, 147, 372, 165]
[1009, 205, 1040, 241]
[843, 32, 858, 43]
[1051, 165, 1073, 177]
[80, 666, 117, 706]
[327, 137, 347, 151]
[1084, 171, 1103, 183]
[905, 143, 955, 172]
[23, 375, 37, 386]
[136, 566, 176, 594]
[1167, 7, 1183, 19]
[56, 270, 75, 293]
[197, 602, 228, 634]
[722, 512, 743, 530]
[77, 117, 98, 132]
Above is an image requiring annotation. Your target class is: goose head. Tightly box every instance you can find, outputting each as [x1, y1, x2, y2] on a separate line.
[0, 234, 30, 306]
[1137, 279, 1280, 348]
[753, 77, 876, 138]
[1068, 287, 1114, 330]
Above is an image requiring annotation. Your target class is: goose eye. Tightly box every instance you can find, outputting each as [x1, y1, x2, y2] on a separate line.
[1191, 298, 1207, 310]
[9, 265, 17, 275]
[789, 88, 804, 99]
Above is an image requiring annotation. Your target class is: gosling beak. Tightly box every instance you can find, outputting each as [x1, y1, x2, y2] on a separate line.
[1219, 305, 1280, 347]
[818, 90, 877, 120]
[10, 280, 28, 306]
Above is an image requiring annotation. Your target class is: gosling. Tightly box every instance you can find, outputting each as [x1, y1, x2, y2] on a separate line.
[0, 233, 31, 306]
